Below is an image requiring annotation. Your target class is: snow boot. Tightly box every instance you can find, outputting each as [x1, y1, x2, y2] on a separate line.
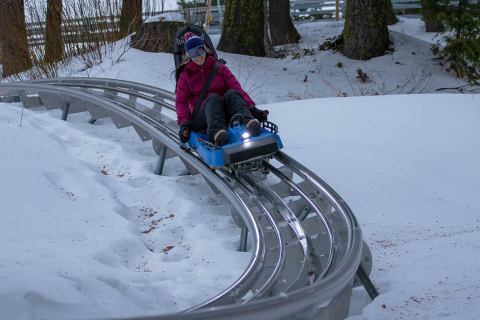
[245, 118, 261, 137]
[214, 129, 229, 146]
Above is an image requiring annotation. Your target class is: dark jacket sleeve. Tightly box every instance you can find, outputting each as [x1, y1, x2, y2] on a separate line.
[221, 65, 255, 108]
[175, 71, 192, 125]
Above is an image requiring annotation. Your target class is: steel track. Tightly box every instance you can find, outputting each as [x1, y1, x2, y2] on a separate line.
[0, 78, 367, 320]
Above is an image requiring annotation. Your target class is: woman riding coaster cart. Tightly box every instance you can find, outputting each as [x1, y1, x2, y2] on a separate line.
[173, 25, 282, 169]
[175, 31, 268, 146]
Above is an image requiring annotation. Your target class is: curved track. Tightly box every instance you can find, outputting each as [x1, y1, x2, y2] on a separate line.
[0, 78, 369, 320]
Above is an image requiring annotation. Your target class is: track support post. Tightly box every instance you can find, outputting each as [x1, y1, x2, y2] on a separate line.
[239, 226, 248, 252]
[155, 145, 168, 175]
[61, 102, 70, 121]
[356, 265, 379, 300]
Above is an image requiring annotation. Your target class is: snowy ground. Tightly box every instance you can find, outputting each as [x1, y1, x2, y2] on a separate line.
[390, 16, 446, 45]
[50, 17, 477, 105]
[271, 94, 480, 320]
[1, 17, 480, 320]
[0, 105, 249, 319]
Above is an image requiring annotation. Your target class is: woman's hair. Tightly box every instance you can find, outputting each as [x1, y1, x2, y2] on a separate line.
[174, 58, 190, 85]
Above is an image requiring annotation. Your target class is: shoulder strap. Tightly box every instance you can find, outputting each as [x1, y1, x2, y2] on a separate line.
[190, 62, 220, 120]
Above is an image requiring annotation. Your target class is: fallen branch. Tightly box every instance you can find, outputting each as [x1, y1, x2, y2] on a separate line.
[435, 83, 480, 93]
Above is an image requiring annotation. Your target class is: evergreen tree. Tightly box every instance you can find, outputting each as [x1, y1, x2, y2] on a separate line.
[421, 0, 445, 32]
[436, 0, 480, 80]
[265, 0, 300, 47]
[385, 0, 398, 25]
[342, 0, 390, 60]
[0, 0, 32, 77]
[44, 0, 63, 64]
[218, 0, 264, 56]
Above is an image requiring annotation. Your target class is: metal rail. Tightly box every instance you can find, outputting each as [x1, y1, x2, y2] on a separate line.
[0, 78, 369, 320]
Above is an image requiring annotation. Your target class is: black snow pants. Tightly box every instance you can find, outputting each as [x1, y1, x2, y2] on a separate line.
[191, 89, 254, 142]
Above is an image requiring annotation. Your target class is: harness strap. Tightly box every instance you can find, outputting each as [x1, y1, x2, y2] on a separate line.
[190, 62, 220, 120]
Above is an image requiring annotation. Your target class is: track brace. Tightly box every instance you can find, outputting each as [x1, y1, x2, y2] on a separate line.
[356, 265, 379, 300]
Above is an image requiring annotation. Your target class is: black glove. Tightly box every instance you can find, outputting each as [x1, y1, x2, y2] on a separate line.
[179, 121, 192, 143]
[251, 106, 269, 122]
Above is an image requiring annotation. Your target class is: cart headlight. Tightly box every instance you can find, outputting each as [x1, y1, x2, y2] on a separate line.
[242, 132, 251, 140]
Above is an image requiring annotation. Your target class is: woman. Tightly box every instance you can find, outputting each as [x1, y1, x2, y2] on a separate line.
[175, 34, 262, 146]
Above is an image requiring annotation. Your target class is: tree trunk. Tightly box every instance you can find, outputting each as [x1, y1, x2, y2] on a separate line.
[44, 0, 63, 63]
[0, 0, 32, 77]
[421, 0, 445, 32]
[119, 0, 142, 37]
[218, 0, 265, 57]
[342, 0, 390, 60]
[131, 20, 185, 53]
[266, 0, 300, 46]
[385, 0, 398, 25]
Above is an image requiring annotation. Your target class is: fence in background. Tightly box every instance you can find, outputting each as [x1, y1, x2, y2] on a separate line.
[290, 0, 421, 19]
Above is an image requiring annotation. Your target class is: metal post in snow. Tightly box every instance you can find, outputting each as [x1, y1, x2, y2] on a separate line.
[356, 265, 379, 300]
[155, 144, 168, 175]
[239, 226, 248, 252]
[61, 102, 70, 121]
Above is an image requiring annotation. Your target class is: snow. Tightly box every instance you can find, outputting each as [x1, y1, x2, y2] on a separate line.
[269, 94, 480, 318]
[2, 16, 480, 320]
[145, 12, 185, 24]
[0, 105, 249, 319]
[390, 16, 446, 45]
[55, 19, 476, 105]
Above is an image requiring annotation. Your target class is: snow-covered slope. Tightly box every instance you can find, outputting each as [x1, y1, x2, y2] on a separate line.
[1, 93, 479, 319]
[269, 93, 480, 319]
[55, 18, 475, 106]
[0, 105, 249, 319]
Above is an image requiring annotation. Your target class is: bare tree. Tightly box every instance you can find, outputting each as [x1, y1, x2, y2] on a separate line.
[0, 0, 32, 77]
[44, 0, 63, 63]
[265, 0, 300, 47]
[218, 0, 265, 56]
[119, 0, 142, 37]
[342, 0, 390, 60]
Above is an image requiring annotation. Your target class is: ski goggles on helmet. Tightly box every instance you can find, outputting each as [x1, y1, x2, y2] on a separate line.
[186, 45, 206, 59]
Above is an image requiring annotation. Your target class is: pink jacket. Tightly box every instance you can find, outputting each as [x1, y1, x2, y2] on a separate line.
[175, 55, 255, 125]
